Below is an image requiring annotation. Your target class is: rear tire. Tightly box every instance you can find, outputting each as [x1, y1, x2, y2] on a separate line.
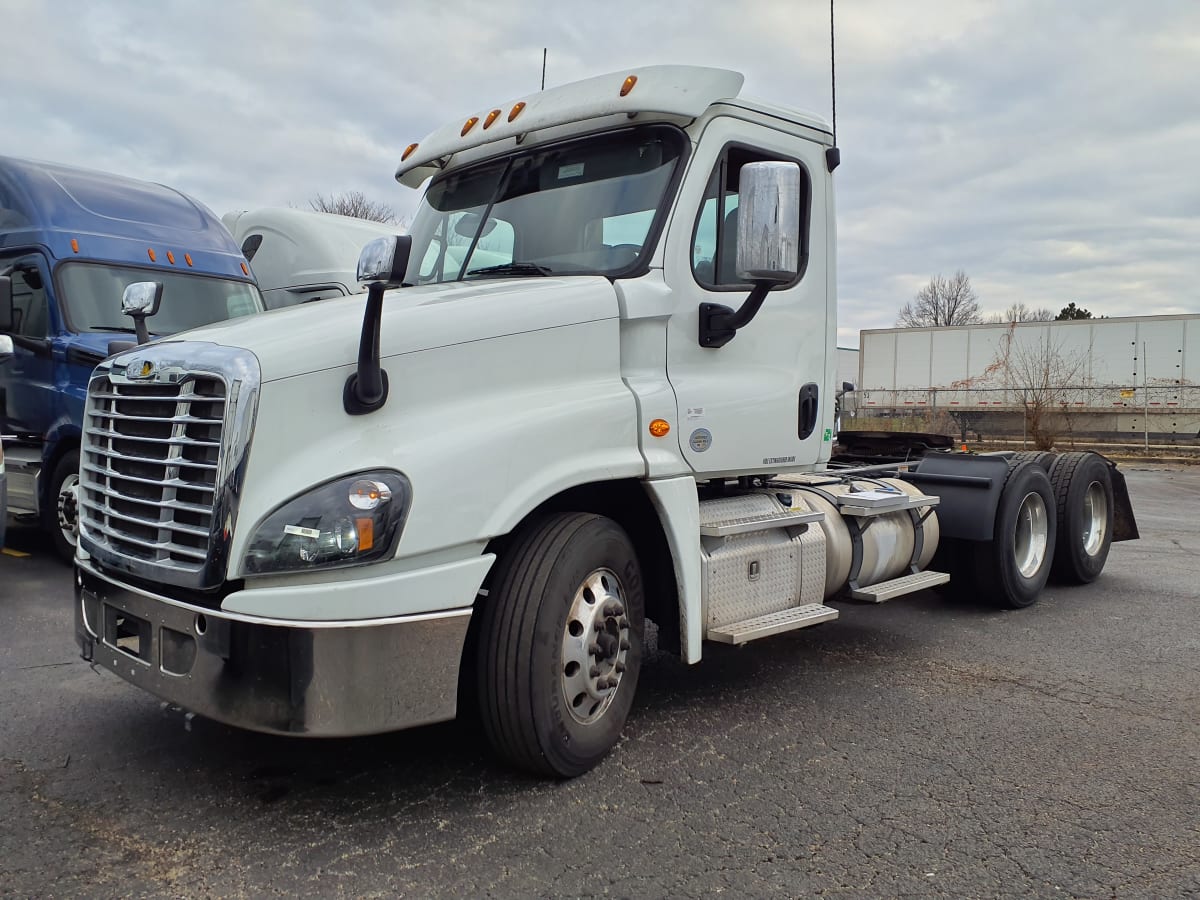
[975, 461, 1057, 609]
[1048, 452, 1114, 584]
[1008, 450, 1057, 471]
[44, 450, 81, 564]
[476, 513, 644, 778]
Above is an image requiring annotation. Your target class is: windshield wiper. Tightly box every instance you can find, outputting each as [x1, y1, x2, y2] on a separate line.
[89, 326, 138, 333]
[465, 262, 553, 278]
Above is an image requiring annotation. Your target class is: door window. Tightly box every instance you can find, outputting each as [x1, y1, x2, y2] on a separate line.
[3, 258, 50, 338]
[691, 146, 809, 289]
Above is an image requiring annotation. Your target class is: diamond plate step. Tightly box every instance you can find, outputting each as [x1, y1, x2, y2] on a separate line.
[848, 570, 950, 603]
[707, 603, 839, 644]
[699, 509, 824, 537]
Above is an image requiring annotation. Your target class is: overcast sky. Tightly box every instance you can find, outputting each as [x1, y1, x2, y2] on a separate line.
[5, 0, 1198, 346]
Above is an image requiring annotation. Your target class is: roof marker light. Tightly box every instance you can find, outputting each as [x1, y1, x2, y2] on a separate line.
[240, 262, 250, 276]
[70, 238, 79, 253]
[166, 251, 176, 265]
[147, 248, 157, 262]
[508, 101, 526, 123]
[184, 253, 193, 267]
[461, 116, 479, 136]
[620, 75, 638, 97]
[402, 143, 419, 161]
[483, 108, 502, 129]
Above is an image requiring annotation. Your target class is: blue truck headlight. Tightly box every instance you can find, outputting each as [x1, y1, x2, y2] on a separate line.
[244, 471, 412, 575]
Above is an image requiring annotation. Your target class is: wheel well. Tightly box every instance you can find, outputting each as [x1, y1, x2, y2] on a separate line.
[39, 437, 80, 511]
[480, 479, 681, 656]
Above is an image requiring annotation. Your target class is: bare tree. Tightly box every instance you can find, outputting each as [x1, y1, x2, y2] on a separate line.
[987, 302, 1056, 324]
[309, 191, 399, 224]
[897, 271, 982, 327]
[995, 325, 1089, 450]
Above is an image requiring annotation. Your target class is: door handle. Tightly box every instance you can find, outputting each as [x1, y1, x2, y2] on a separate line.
[798, 383, 819, 440]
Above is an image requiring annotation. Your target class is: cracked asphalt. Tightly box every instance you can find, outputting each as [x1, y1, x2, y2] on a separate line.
[1, 466, 1197, 898]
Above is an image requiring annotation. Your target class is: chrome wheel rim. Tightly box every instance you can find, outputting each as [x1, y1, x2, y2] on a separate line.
[1014, 491, 1049, 578]
[560, 567, 630, 726]
[1081, 481, 1108, 557]
[57, 473, 80, 548]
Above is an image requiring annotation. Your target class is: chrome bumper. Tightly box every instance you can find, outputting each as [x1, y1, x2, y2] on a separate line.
[75, 564, 472, 737]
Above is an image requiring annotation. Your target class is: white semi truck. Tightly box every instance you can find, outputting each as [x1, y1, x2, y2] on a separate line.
[74, 66, 1137, 777]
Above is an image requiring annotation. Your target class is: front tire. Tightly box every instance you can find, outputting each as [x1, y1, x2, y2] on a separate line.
[477, 513, 644, 777]
[45, 450, 81, 564]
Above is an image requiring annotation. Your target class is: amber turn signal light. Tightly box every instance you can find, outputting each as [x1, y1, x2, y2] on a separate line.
[649, 419, 670, 438]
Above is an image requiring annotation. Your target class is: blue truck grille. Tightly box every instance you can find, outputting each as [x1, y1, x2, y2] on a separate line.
[79, 375, 226, 574]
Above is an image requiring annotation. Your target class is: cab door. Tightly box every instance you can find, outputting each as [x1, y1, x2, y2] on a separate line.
[0, 253, 56, 437]
[662, 117, 832, 476]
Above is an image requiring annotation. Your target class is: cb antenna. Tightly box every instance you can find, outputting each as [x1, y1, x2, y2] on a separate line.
[826, 0, 841, 171]
[541, 48, 547, 90]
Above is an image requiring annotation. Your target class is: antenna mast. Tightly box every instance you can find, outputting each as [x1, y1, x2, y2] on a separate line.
[830, 0, 837, 146]
[541, 48, 547, 90]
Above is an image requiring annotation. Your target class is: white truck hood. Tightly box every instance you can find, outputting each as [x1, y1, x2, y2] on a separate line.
[174, 276, 620, 382]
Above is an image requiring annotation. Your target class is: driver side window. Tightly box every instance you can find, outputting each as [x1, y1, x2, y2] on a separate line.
[3, 257, 50, 338]
[692, 147, 808, 289]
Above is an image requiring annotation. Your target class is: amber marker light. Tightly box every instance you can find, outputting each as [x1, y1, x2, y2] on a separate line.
[620, 75, 638, 97]
[461, 116, 479, 136]
[355, 517, 375, 552]
[184, 253, 194, 267]
[508, 101, 526, 122]
[166, 251, 176, 264]
[147, 248, 157, 262]
[402, 143, 419, 161]
[241, 262, 250, 276]
[649, 419, 671, 438]
[483, 108, 502, 129]
[70, 238, 80, 253]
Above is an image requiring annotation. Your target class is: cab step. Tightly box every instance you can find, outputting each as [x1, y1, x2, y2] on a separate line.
[847, 570, 949, 603]
[707, 603, 839, 645]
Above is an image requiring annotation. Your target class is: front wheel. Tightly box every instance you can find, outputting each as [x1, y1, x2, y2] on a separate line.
[476, 513, 644, 778]
[44, 450, 81, 564]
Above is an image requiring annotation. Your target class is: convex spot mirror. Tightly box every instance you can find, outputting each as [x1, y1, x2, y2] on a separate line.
[0, 333, 13, 364]
[736, 161, 802, 284]
[122, 281, 164, 317]
[356, 235, 412, 287]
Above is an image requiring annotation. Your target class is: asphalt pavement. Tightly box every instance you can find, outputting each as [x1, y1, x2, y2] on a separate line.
[1, 466, 1197, 898]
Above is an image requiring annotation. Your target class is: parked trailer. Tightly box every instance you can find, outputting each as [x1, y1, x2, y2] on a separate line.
[75, 66, 1137, 778]
[857, 316, 1200, 440]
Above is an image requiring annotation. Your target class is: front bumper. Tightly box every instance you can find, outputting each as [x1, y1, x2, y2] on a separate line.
[75, 563, 472, 736]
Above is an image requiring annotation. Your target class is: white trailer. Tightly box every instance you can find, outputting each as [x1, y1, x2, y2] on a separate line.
[74, 66, 1137, 777]
[857, 316, 1200, 438]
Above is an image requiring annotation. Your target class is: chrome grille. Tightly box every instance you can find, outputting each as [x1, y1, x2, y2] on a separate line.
[80, 374, 227, 574]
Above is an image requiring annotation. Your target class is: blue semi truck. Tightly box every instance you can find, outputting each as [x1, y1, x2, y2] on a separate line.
[0, 156, 264, 560]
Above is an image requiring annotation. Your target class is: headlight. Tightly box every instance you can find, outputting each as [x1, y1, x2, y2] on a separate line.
[243, 470, 412, 575]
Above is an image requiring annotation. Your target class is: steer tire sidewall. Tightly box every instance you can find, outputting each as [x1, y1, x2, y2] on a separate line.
[477, 513, 644, 778]
[45, 449, 81, 564]
[977, 461, 1057, 609]
[1049, 452, 1115, 584]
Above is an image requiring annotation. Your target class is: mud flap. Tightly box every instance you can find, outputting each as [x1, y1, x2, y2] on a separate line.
[1106, 459, 1140, 542]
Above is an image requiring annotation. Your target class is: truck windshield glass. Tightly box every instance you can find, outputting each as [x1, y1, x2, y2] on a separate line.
[56, 263, 264, 336]
[406, 125, 686, 283]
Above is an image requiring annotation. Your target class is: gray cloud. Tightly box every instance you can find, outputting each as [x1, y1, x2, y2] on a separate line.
[3, 0, 1197, 345]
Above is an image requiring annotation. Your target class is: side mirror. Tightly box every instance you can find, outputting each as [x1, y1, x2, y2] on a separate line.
[356, 235, 412, 287]
[0, 275, 12, 331]
[0, 334, 13, 365]
[122, 281, 163, 345]
[735, 161, 802, 282]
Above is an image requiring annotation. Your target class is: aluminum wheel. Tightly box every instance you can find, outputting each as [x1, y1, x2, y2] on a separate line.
[57, 473, 80, 548]
[1013, 490, 1049, 578]
[560, 567, 630, 726]
[1081, 480, 1108, 557]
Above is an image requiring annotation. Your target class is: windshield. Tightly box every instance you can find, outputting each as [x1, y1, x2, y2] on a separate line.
[57, 262, 264, 336]
[406, 125, 686, 284]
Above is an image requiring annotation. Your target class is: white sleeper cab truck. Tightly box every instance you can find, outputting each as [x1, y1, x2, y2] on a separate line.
[75, 67, 1137, 777]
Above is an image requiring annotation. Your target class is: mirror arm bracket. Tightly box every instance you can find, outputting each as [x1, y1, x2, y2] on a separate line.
[343, 282, 389, 415]
[698, 280, 773, 349]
